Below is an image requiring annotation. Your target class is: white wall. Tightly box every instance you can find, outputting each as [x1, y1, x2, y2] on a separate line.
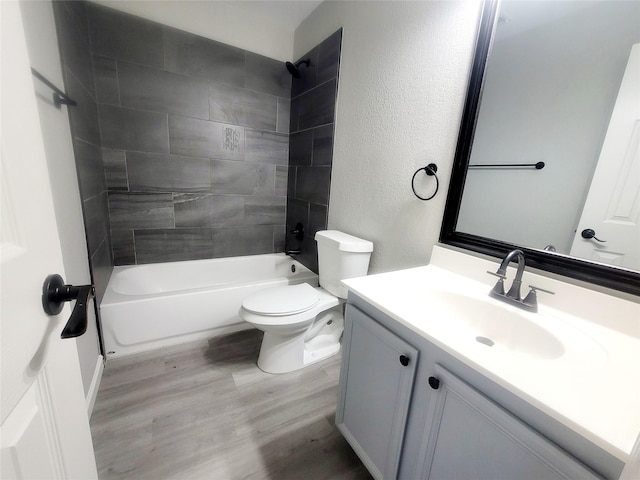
[295, 1, 483, 273]
[90, 0, 296, 61]
[19, 1, 103, 409]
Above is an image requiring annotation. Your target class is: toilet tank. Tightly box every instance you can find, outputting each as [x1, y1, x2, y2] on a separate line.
[315, 230, 373, 299]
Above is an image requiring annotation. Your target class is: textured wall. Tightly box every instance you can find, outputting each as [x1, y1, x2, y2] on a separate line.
[286, 29, 342, 273]
[294, 1, 483, 274]
[87, 4, 292, 265]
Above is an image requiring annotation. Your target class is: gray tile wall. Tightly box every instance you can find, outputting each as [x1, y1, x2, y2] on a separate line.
[287, 30, 342, 273]
[52, 1, 113, 305]
[86, 3, 291, 265]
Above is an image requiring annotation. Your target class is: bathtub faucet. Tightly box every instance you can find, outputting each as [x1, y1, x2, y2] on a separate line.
[290, 222, 304, 241]
[286, 249, 301, 257]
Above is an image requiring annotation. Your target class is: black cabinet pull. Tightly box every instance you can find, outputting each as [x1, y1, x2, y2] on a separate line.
[42, 274, 94, 339]
[399, 355, 410, 366]
[428, 376, 440, 390]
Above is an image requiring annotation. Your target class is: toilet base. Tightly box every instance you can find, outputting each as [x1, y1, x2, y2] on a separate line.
[257, 309, 344, 374]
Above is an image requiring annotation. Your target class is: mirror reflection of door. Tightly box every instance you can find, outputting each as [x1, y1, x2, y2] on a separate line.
[570, 44, 640, 270]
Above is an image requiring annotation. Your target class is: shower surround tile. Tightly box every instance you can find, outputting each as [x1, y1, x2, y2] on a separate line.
[126, 152, 210, 192]
[108, 193, 174, 229]
[118, 62, 209, 120]
[174, 194, 245, 228]
[134, 228, 214, 264]
[102, 149, 128, 191]
[287, 29, 342, 273]
[88, 3, 164, 68]
[213, 226, 275, 257]
[164, 29, 245, 86]
[209, 83, 277, 131]
[87, 6, 341, 265]
[245, 130, 288, 165]
[92, 55, 120, 105]
[245, 52, 291, 98]
[297, 79, 337, 131]
[169, 116, 244, 160]
[111, 229, 135, 265]
[100, 105, 169, 153]
[210, 160, 275, 196]
[74, 139, 106, 200]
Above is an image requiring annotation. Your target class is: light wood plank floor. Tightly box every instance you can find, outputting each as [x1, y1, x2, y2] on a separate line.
[90, 329, 373, 480]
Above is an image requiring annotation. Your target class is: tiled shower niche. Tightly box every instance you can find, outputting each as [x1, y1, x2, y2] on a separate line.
[88, 3, 293, 265]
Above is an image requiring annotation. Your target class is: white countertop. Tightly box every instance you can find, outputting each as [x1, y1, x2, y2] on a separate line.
[342, 246, 640, 462]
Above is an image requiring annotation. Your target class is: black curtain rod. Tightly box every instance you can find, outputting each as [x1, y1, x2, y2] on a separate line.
[31, 68, 77, 108]
[469, 161, 545, 170]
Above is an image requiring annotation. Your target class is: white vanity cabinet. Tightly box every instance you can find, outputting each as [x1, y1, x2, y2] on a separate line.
[416, 365, 602, 480]
[338, 298, 613, 480]
[336, 304, 418, 480]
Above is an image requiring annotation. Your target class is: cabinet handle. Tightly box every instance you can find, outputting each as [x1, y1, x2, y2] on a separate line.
[399, 355, 410, 366]
[428, 376, 440, 390]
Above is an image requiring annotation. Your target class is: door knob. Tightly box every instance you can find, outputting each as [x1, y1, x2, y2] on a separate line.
[399, 355, 410, 366]
[428, 376, 440, 390]
[42, 274, 94, 339]
[581, 228, 606, 242]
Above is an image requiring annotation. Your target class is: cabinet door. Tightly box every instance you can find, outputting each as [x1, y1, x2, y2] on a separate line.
[336, 305, 418, 480]
[417, 365, 602, 480]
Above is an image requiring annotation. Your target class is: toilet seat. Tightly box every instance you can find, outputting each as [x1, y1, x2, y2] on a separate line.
[242, 283, 320, 316]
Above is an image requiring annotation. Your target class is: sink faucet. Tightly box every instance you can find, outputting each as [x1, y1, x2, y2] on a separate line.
[492, 249, 526, 300]
[487, 249, 553, 311]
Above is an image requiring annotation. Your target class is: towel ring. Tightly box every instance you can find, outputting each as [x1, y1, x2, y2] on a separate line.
[411, 163, 439, 201]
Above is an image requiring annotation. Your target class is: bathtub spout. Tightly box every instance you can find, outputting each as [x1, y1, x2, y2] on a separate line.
[286, 249, 301, 256]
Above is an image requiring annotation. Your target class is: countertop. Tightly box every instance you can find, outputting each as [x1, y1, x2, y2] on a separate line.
[342, 246, 640, 462]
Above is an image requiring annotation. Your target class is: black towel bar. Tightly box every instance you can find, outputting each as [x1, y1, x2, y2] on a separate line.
[31, 68, 77, 108]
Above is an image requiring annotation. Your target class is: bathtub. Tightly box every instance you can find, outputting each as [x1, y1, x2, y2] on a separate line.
[100, 253, 318, 358]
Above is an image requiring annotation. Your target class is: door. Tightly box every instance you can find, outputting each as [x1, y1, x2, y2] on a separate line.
[417, 365, 602, 480]
[336, 305, 418, 480]
[0, 2, 98, 478]
[570, 44, 640, 269]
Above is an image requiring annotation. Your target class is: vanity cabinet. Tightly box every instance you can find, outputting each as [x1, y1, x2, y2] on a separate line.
[416, 365, 602, 480]
[336, 304, 418, 479]
[337, 300, 608, 480]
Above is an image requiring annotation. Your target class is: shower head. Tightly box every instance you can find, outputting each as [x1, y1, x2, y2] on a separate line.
[285, 59, 310, 78]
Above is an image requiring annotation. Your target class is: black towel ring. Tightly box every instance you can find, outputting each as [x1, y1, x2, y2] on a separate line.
[411, 163, 439, 201]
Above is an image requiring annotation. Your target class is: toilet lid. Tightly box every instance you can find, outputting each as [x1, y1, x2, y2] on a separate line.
[242, 283, 320, 316]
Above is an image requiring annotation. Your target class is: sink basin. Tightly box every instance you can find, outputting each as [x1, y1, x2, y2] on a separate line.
[425, 291, 565, 359]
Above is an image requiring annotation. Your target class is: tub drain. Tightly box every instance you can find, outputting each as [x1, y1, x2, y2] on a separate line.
[475, 336, 494, 347]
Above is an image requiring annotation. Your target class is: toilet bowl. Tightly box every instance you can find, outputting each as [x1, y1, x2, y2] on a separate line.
[239, 230, 373, 374]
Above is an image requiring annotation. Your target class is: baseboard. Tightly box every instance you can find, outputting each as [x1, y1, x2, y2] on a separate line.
[86, 354, 104, 417]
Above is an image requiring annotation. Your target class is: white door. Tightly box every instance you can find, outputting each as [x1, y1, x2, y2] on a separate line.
[0, 2, 98, 478]
[570, 44, 640, 269]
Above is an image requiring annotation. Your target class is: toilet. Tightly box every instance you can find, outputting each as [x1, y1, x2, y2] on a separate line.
[239, 230, 373, 374]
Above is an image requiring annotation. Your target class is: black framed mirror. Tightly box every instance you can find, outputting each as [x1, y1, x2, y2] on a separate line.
[440, 0, 640, 297]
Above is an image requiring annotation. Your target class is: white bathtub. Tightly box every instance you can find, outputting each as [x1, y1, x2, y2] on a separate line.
[100, 253, 318, 358]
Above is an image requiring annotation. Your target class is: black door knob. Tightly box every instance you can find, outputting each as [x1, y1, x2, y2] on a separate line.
[399, 355, 410, 366]
[428, 376, 440, 390]
[42, 274, 94, 339]
[581, 228, 606, 242]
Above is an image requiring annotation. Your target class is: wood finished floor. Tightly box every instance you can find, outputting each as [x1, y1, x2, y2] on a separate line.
[90, 329, 373, 480]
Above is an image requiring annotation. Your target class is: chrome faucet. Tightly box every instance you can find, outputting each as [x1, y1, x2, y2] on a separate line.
[487, 249, 553, 311]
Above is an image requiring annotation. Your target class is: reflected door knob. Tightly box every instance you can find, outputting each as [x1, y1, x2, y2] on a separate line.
[581, 228, 606, 242]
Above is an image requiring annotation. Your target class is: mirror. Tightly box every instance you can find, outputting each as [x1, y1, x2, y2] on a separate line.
[441, 0, 640, 296]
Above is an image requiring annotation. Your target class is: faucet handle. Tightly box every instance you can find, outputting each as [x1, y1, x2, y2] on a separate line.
[523, 285, 555, 311]
[528, 285, 555, 295]
[486, 270, 507, 279]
